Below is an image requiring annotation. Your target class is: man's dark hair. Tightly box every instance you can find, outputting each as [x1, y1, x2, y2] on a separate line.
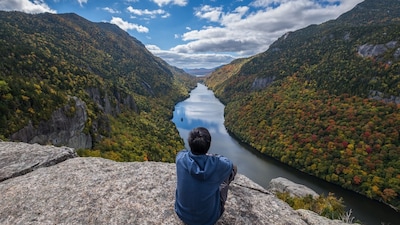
[188, 127, 211, 155]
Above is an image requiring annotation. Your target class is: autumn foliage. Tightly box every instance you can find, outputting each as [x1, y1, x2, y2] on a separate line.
[0, 11, 195, 162]
[224, 76, 400, 209]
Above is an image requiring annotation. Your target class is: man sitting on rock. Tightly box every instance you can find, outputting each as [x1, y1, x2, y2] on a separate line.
[175, 127, 237, 225]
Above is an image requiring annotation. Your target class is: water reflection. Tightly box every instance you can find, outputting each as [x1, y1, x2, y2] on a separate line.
[172, 83, 399, 225]
[173, 84, 318, 187]
[172, 84, 228, 147]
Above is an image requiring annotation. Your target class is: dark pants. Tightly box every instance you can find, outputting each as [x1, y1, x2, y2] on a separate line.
[219, 164, 237, 215]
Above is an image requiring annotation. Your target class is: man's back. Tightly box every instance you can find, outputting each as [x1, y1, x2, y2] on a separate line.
[175, 149, 233, 225]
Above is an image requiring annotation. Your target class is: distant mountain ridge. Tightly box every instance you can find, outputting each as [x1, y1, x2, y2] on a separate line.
[184, 68, 216, 76]
[0, 11, 195, 161]
[206, 0, 400, 211]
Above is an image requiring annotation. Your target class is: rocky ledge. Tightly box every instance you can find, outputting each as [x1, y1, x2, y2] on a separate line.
[0, 142, 353, 225]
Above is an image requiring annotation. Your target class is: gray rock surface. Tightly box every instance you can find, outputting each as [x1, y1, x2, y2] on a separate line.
[0, 142, 353, 225]
[357, 41, 398, 58]
[0, 141, 77, 182]
[297, 209, 353, 225]
[10, 97, 92, 149]
[252, 76, 275, 90]
[268, 177, 319, 198]
[369, 90, 400, 105]
[358, 44, 388, 57]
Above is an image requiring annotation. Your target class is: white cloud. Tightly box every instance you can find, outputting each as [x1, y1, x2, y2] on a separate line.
[195, 5, 250, 25]
[77, 0, 88, 7]
[110, 17, 149, 33]
[335, 0, 365, 10]
[127, 6, 170, 18]
[146, 45, 235, 69]
[151, 0, 188, 7]
[161, 13, 170, 18]
[220, 6, 249, 25]
[195, 5, 223, 22]
[251, 0, 357, 8]
[250, 0, 284, 7]
[1, 0, 365, 70]
[102, 7, 120, 14]
[174, 0, 364, 58]
[0, 0, 56, 14]
[146, 44, 161, 51]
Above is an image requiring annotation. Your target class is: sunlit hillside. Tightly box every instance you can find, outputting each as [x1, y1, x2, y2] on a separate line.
[206, 0, 400, 210]
[0, 11, 196, 162]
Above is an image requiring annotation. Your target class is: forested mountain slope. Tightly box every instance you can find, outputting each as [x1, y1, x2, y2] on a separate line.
[206, 0, 400, 210]
[0, 11, 196, 162]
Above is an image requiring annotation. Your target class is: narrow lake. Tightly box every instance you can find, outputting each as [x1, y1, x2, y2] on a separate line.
[172, 83, 398, 225]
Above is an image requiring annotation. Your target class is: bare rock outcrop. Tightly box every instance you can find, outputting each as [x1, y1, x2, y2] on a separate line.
[0, 142, 352, 225]
[357, 41, 398, 58]
[0, 141, 77, 182]
[10, 97, 92, 149]
[369, 90, 400, 105]
[252, 76, 275, 90]
[268, 177, 319, 199]
[297, 209, 352, 225]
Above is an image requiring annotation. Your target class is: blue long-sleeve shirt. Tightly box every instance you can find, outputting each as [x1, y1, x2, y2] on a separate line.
[175, 149, 233, 225]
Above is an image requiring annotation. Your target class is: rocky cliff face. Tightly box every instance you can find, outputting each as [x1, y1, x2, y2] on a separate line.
[10, 97, 93, 150]
[9, 88, 139, 150]
[357, 41, 398, 58]
[0, 142, 353, 225]
[252, 76, 276, 90]
[86, 87, 138, 116]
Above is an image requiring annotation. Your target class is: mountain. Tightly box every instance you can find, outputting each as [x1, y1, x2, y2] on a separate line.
[0, 11, 196, 162]
[206, 0, 400, 210]
[184, 68, 216, 76]
[209, 0, 400, 101]
[335, 0, 400, 26]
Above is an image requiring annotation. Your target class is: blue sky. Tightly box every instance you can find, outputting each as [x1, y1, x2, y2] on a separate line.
[2, 0, 364, 69]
